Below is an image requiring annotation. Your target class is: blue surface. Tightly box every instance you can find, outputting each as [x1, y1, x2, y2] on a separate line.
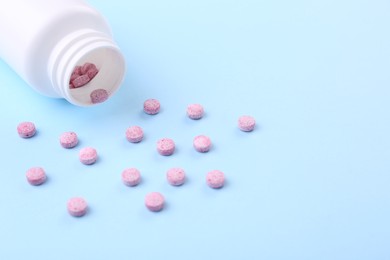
[1, 0, 390, 259]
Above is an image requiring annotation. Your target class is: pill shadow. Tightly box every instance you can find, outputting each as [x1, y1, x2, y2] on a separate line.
[122, 137, 146, 148]
[221, 178, 229, 189]
[43, 175, 51, 185]
[202, 179, 229, 192]
[236, 125, 259, 135]
[183, 112, 207, 125]
[28, 176, 51, 188]
[74, 138, 83, 148]
[140, 200, 169, 217]
[183, 175, 190, 186]
[140, 208, 168, 217]
[162, 201, 169, 211]
[66, 208, 92, 220]
[170, 175, 190, 187]
[85, 206, 93, 217]
[138, 109, 162, 120]
[191, 144, 217, 157]
[120, 179, 144, 190]
[33, 130, 39, 138]
[153, 148, 179, 160]
[82, 156, 101, 166]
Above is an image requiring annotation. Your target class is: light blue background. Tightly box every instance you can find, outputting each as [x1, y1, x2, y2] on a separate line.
[0, 0, 389, 259]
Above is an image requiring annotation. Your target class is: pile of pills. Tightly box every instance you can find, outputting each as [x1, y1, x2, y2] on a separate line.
[17, 99, 256, 216]
[69, 63, 99, 89]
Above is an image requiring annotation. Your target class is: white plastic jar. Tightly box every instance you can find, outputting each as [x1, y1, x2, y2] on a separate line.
[0, 0, 126, 106]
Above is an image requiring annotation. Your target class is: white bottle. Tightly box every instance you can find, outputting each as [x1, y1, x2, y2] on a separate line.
[0, 0, 126, 106]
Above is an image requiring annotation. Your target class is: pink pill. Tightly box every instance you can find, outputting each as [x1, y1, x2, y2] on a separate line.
[193, 135, 212, 153]
[187, 104, 204, 119]
[69, 64, 99, 89]
[79, 147, 98, 165]
[26, 167, 46, 186]
[125, 126, 144, 143]
[72, 74, 90, 88]
[87, 68, 99, 80]
[166, 168, 186, 186]
[17, 121, 36, 138]
[238, 115, 256, 132]
[67, 197, 88, 217]
[81, 62, 96, 74]
[122, 168, 141, 186]
[72, 66, 82, 76]
[143, 98, 160, 115]
[206, 170, 225, 189]
[70, 73, 80, 83]
[59, 131, 78, 148]
[90, 89, 109, 104]
[145, 192, 165, 212]
[157, 138, 175, 156]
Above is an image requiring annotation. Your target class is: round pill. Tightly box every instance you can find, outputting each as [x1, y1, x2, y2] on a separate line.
[26, 167, 46, 186]
[145, 192, 165, 212]
[143, 98, 160, 115]
[238, 115, 256, 132]
[157, 138, 175, 156]
[72, 74, 90, 88]
[17, 121, 36, 138]
[90, 89, 109, 104]
[72, 65, 82, 76]
[166, 168, 186, 186]
[70, 73, 80, 84]
[125, 126, 144, 143]
[81, 62, 97, 75]
[122, 168, 141, 186]
[87, 68, 99, 80]
[79, 147, 98, 165]
[187, 104, 204, 119]
[193, 135, 212, 153]
[67, 197, 88, 217]
[59, 131, 78, 148]
[206, 170, 225, 189]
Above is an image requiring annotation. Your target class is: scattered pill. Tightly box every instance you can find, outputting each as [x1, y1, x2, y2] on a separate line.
[166, 168, 186, 186]
[79, 147, 98, 165]
[187, 104, 204, 119]
[157, 138, 175, 156]
[193, 135, 212, 153]
[145, 192, 165, 212]
[238, 115, 256, 132]
[125, 126, 144, 143]
[144, 98, 160, 115]
[90, 89, 109, 104]
[17, 121, 36, 138]
[206, 170, 225, 188]
[67, 197, 88, 217]
[122, 168, 141, 186]
[59, 131, 78, 148]
[26, 167, 46, 186]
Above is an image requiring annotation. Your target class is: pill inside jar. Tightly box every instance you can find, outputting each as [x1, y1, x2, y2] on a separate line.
[69, 62, 99, 89]
[68, 62, 111, 104]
